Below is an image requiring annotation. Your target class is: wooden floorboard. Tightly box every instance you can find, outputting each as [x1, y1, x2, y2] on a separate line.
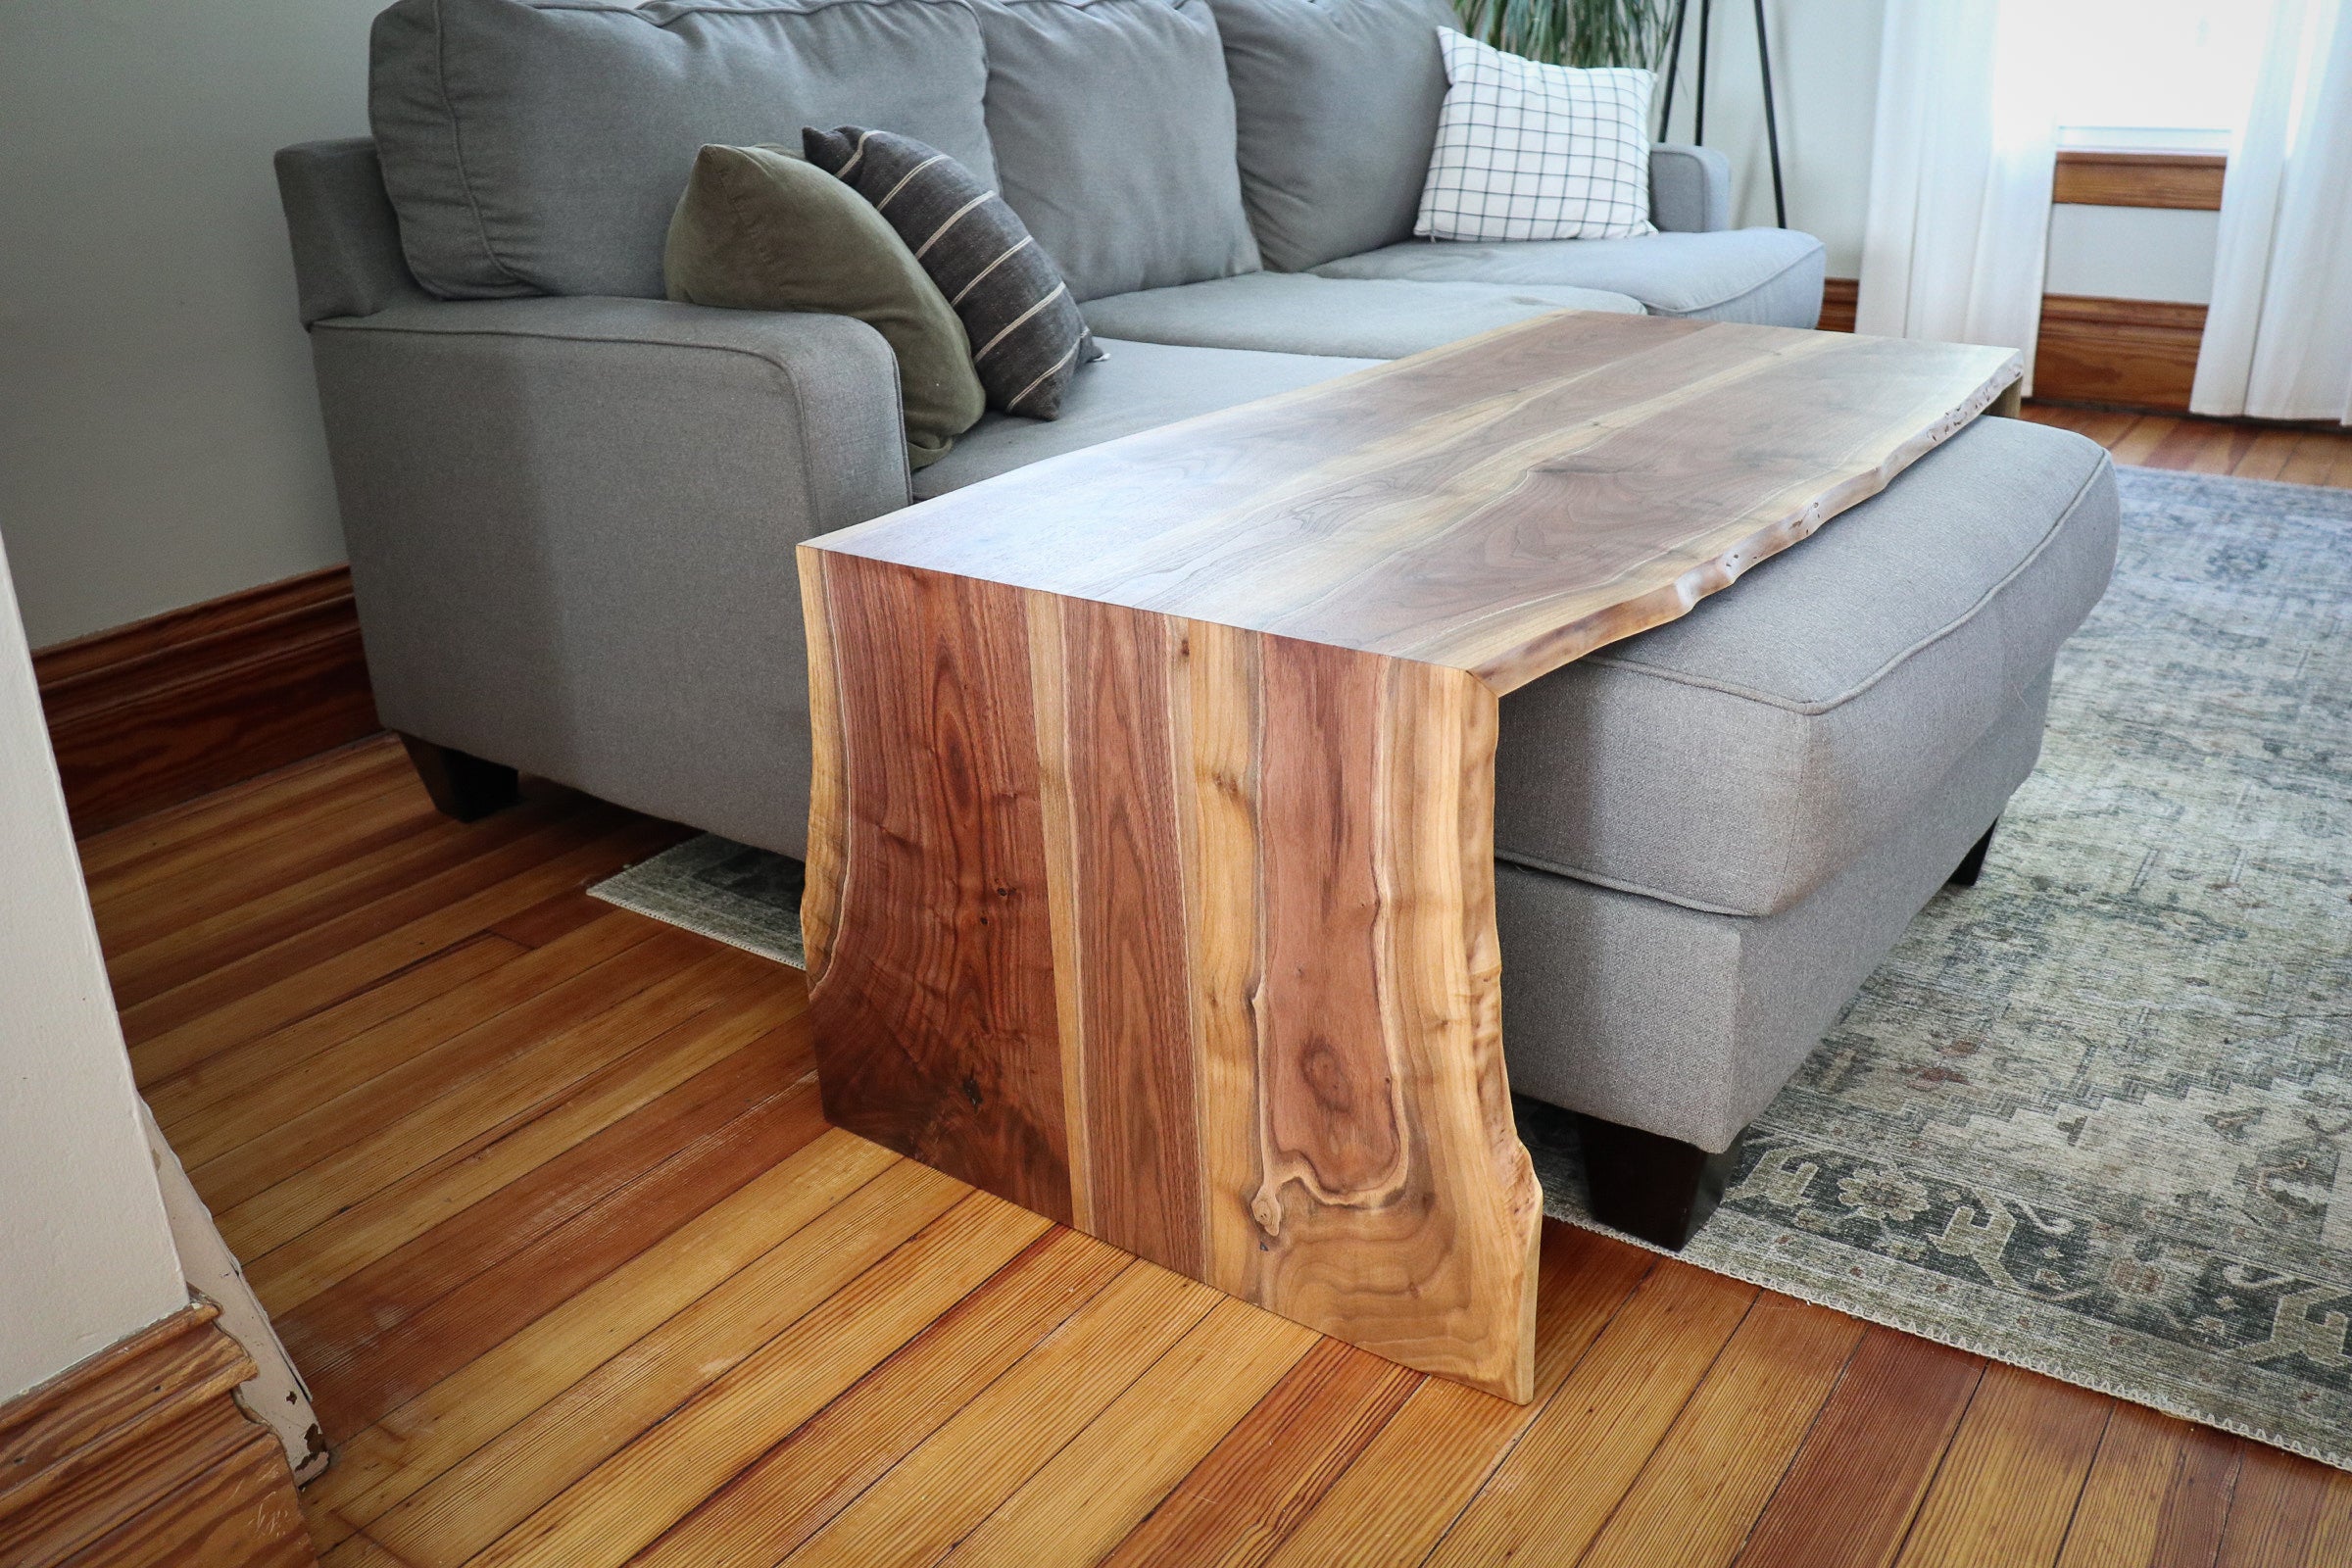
[80, 416, 2348, 1566]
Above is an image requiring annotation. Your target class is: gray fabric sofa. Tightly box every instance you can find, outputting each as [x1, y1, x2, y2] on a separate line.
[277, 0, 2116, 1250]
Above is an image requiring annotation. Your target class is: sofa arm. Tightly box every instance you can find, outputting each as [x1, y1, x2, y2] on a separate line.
[308, 294, 908, 857]
[1650, 144, 1733, 233]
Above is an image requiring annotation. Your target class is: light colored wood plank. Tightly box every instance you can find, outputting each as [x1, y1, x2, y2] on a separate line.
[239, 963, 805, 1312]
[315, 1532, 406, 1568]
[2213, 1445, 2334, 1568]
[56, 1425, 313, 1568]
[1732, 1328, 1984, 1568]
[286, 1045, 824, 1434]
[628, 1227, 1133, 1568]
[144, 932, 524, 1140]
[164, 912, 653, 1171]
[215, 943, 769, 1261]
[89, 762, 423, 932]
[778, 1261, 1219, 1568]
[461, 1194, 1050, 1568]
[936, 1297, 1318, 1568]
[359, 1160, 976, 1566]
[2055, 1403, 2239, 1568]
[119, 804, 615, 1048]
[1094, 1338, 1422, 1568]
[1421, 1260, 1758, 1567]
[2232, 429, 2304, 482]
[1257, 1225, 1651, 1568]
[72, 733, 404, 882]
[100, 786, 564, 1001]
[2110, 416, 2180, 467]
[1579, 1295, 1865, 1568]
[2303, 1472, 2352, 1568]
[1891, 1363, 2113, 1568]
[301, 1130, 899, 1553]
[124, 815, 684, 1082]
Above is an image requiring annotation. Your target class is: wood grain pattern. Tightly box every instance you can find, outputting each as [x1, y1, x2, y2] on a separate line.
[808, 552, 1541, 1396]
[1577, 1295, 1865, 1568]
[820, 314, 2020, 693]
[0, 1306, 314, 1567]
[803, 311, 2016, 1396]
[626, 1228, 1131, 1568]
[72, 708, 2348, 1568]
[2054, 149, 2229, 211]
[34, 565, 379, 837]
[2056, 1402, 2242, 1568]
[2035, 295, 2210, 413]
[1891, 1364, 2114, 1568]
[1820, 275, 1858, 332]
[1734, 1328, 1985, 1568]
[1092, 1338, 1421, 1568]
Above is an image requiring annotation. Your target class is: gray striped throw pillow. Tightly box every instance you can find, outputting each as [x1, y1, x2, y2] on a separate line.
[804, 126, 1096, 420]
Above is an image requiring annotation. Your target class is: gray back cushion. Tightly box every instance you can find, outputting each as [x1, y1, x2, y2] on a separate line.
[1208, 0, 1458, 272]
[369, 0, 995, 300]
[976, 0, 1260, 303]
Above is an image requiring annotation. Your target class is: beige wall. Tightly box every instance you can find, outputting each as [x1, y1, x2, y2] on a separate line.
[0, 537, 186, 1400]
[0, 0, 382, 650]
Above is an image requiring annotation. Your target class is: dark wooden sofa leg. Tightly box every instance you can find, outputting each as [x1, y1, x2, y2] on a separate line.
[399, 733, 520, 822]
[1576, 1115, 1743, 1251]
[1948, 817, 1998, 888]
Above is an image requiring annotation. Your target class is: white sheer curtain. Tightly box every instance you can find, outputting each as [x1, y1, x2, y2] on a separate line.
[1854, 1, 2059, 388]
[2191, 0, 2352, 424]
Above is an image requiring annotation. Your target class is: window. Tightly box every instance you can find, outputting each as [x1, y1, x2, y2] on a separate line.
[2037, 0, 2277, 150]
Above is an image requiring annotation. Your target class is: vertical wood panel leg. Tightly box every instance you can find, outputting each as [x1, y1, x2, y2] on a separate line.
[803, 554, 1539, 1400]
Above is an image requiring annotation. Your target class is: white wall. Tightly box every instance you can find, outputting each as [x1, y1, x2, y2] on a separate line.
[1655, 0, 1886, 278]
[2045, 205, 2220, 303]
[0, 0, 383, 650]
[0, 539, 187, 1402]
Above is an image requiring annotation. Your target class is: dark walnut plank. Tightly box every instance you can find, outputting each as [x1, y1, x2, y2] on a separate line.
[819, 313, 2021, 693]
[803, 312, 2019, 1399]
[805, 549, 1542, 1398]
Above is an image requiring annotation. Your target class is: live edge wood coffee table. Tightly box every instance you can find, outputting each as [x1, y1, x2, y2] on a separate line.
[798, 311, 2021, 1401]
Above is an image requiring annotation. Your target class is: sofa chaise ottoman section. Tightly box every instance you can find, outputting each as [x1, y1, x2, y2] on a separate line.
[911, 337, 1377, 498]
[1315, 226, 1830, 328]
[1492, 417, 2120, 1248]
[1079, 272, 1642, 361]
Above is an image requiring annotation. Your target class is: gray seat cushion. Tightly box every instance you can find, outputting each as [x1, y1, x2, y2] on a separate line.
[975, 0, 1260, 303]
[1315, 227, 1828, 326]
[1080, 273, 1642, 359]
[1206, 0, 1460, 272]
[368, 0, 993, 301]
[912, 338, 1369, 497]
[1494, 416, 2119, 918]
[1499, 675, 2055, 1152]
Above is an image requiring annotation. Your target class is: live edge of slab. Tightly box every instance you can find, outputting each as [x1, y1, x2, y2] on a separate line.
[799, 311, 2023, 1402]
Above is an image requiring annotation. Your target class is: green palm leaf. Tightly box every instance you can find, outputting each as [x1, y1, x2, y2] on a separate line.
[1452, 0, 1673, 69]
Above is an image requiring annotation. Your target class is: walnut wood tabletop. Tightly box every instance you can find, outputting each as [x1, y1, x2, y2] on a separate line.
[798, 310, 2022, 1401]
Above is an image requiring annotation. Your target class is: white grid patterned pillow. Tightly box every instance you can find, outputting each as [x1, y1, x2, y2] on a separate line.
[1416, 31, 1656, 243]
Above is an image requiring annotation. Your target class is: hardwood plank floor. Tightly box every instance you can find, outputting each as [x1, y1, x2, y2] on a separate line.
[84, 414, 2348, 1567]
[2019, 402, 2352, 487]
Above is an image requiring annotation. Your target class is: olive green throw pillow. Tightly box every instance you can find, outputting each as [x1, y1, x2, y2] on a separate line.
[665, 144, 985, 469]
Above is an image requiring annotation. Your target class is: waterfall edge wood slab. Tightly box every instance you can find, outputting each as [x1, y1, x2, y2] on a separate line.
[800, 312, 2021, 1401]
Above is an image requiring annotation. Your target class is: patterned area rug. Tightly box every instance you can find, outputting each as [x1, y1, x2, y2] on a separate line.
[591, 834, 806, 968]
[592, 467, 2352, 1468]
